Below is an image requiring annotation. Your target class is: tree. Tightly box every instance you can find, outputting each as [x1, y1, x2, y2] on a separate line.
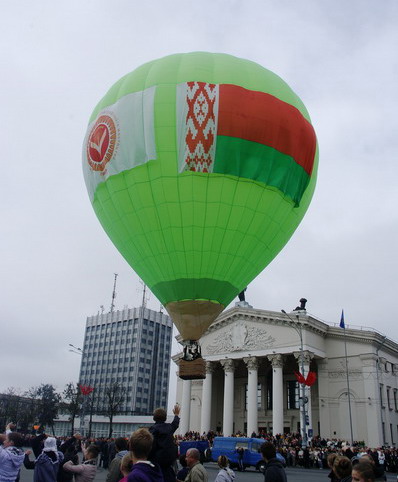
[103, 382, 126, 438]
[0, 388, 38, 431]
[61, 383, 82, 435]
[28, 384, 61, 434]
[87, 390, 97, 438]
[18, 397, 38, 433]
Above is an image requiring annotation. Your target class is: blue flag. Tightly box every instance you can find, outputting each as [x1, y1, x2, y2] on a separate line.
[340, 310, 345, 329]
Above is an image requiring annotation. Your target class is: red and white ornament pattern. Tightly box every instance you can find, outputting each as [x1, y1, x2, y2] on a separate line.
[183, 82, 218, 172]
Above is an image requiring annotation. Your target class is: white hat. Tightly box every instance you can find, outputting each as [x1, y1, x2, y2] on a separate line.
[43, 437, 57, 452]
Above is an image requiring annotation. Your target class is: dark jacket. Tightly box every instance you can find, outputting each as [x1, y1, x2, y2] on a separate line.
[58, 437, 80, 482]
[127, 462, 164, 482]
[263, 458, 287, 482]
[24, 451, 65, 482]
[106, 450, 129, 482]
[148, 416, 179, 468]
[176, 467, 189, 482]
[32, 434, 47, 458]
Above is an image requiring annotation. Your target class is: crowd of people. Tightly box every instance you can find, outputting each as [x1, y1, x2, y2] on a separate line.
[0, 413, 396, 482]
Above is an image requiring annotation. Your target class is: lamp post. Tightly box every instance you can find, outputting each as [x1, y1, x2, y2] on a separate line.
[68, 344, 91, 436]
[281, 310, 308, 448]
[69, 344, 85, 356]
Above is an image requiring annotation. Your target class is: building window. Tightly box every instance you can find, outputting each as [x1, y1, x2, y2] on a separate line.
[266, 372, 272, 410]
[245, 383, 261, 410]
[287, 380, 300, 409]
[394, 390, 398, 411]
[387, 387, 392, 409]
[380, 384, 385, 408]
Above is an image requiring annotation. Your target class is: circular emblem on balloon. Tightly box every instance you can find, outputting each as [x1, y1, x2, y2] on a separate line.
[86, 114, 117, 172]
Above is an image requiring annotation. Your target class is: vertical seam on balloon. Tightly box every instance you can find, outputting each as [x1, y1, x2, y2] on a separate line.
[176, 54, 188, 291]
[200, 52, 219, 294]
[224, 181, 260, 288]
[107, 72, 161, 295]
[198, 176, 209, 286]
[143, 60, 174, 288]
[196, 53, 218, 291]
[209, 175, 239, 291]
[208, 61, 241, 295]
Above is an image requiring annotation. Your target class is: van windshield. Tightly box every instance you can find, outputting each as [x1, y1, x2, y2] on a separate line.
[251, 442, 260, 452]
[236, 442, 249, 449]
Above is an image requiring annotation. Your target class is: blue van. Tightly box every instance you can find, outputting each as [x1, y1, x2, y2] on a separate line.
[179, 440, 210, 463]
[209, 437, 285, 471]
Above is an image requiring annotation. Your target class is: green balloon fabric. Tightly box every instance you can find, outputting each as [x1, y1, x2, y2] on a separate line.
[83, 52, 318, 320]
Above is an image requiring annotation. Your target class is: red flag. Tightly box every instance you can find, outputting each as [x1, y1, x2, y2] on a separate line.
[305, 372, 317, 387]
[79, 384, 94, 396]
[294, 371, 306, 385]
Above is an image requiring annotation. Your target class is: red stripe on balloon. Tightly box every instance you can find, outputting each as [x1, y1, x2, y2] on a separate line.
[217, 84, 316, 175]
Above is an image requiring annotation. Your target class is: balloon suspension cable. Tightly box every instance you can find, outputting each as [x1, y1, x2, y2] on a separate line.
[182, 340, 202, 361]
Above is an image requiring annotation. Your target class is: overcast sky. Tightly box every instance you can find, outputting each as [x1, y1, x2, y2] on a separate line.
[1, 1, 397, 407]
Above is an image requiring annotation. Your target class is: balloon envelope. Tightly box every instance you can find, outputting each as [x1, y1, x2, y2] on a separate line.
[82, 52, 318, 341]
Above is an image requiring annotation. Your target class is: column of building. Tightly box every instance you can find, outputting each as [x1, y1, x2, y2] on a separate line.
[268, 354, 284, 435]
[317, 358, 330, 439]
[360, 354, 383, 446]
[200, 361, 214, 434]
[220, 359, 235, 436]
[180, 379, 191, 435]
[244, 356, 258, 436]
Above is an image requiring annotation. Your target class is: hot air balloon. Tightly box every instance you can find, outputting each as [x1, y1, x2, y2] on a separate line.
[82, 52, 318, 379]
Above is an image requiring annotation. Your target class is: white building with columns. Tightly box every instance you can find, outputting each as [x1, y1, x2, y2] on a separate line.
[173, 305, 398, 448]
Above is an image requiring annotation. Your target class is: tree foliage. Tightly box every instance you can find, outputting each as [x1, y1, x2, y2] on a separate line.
[28, 384, 61, 433]
[103, 382, 126, 438]
[0, 387, 40, 432]
[61, 382, 82, 435]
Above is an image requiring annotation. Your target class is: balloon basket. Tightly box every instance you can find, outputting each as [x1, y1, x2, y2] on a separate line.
[179, 357, 206, 380]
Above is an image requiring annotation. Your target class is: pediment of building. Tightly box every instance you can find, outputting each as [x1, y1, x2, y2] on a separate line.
[199, 306, 303, 357]
[173, 306, 329, 362]
[201, 317, 276, 356]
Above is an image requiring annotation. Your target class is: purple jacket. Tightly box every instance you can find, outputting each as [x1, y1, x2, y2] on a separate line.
[127, 461, 164, 482]
[0, 446, 25, 482]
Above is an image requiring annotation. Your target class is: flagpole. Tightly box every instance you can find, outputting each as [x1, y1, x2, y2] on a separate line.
[282, 310, 307, 448]
[341, 310, 354, 444]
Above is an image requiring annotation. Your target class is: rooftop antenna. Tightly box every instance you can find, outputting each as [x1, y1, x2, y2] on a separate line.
[139, 279, 148, 309]
[110, 273, 118, 313]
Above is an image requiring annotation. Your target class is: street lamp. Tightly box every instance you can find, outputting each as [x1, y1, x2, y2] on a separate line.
[281, 309, 308, 448]
[69, 344, 85, 356]
[68, 344, 91, 436]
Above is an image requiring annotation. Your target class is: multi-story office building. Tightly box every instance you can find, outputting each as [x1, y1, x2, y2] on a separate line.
[79, 306, 173, 416]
